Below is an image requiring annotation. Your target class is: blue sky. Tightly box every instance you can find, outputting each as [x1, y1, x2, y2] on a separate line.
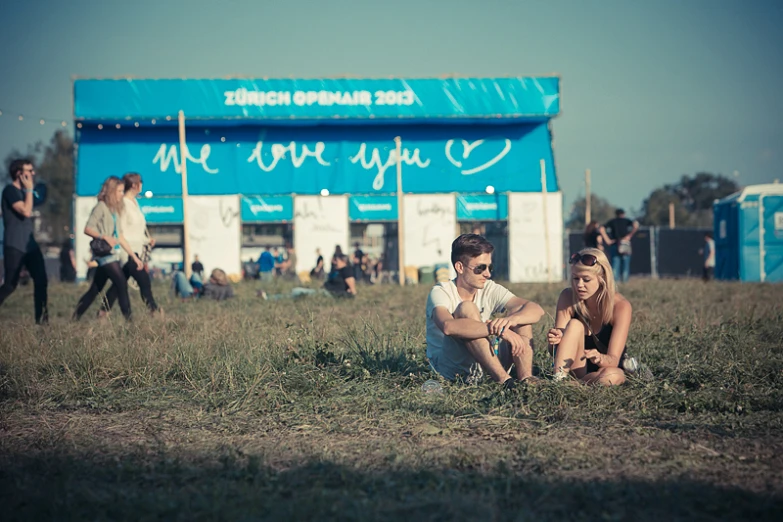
[1, 0, 781, 215]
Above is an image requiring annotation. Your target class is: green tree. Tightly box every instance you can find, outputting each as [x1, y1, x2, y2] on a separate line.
[3, 129, 74, 244]
[566, 194, 616, 230]
[639, 172, 739, 227]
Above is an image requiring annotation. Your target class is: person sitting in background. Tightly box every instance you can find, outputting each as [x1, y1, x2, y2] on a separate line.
[310, 248, 325, 280]
[547, 248, 631, 386]
[259, 253, 356, 300]
[172, 268, 233, 301]
[257, 246, 275, 282]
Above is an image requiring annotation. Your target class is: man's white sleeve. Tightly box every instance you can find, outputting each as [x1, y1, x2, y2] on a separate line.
[427, 285, 453, 318]
[487, 281, 515, 314]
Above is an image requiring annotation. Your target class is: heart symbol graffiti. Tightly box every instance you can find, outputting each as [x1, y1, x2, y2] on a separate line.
[445, 139, 512, 175]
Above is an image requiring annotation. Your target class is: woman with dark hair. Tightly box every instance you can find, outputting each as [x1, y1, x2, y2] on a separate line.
[583, 221, 604, 250]
[73, 176, 143, 320]
[100, 172, 160, 315]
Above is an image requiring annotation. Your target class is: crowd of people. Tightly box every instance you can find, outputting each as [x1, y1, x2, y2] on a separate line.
[2, 160, 646, 387]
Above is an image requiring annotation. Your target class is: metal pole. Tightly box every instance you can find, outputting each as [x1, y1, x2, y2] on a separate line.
[395, 136, 405, 286]
[668, 202, 675, 229]
[540, 159, 552, 283]
[585, 169, 591, 225]
[178, 110, 192, 278]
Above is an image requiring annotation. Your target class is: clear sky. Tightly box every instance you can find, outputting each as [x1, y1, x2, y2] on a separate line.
[1, 0, 781, 215]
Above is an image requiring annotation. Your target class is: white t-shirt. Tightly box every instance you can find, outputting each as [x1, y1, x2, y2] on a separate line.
[425, 279, 514, 379]
[119, 197, 148, 259]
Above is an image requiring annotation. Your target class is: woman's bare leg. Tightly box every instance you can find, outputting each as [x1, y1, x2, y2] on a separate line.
[583, 367, 626, 386]
[553, 318, 588, 379]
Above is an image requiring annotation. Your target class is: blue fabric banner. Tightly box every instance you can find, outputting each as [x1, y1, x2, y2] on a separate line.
[349, 195, 398, 221]
[74, 77, 559, 122]
[240, 196, 293, 222]
[137, 197, 183, 223]
[75, 124, 557, 197]
[456, 194, 508, 221]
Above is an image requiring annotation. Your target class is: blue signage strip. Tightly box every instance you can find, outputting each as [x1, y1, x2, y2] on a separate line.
[241, 196, 293, 222]
[456, 194, 508, 221]
[75, 123, 558, 197]
[137, 197, 183, 223]
[349, 196, 398, 221]
[74, 77, 560, 121]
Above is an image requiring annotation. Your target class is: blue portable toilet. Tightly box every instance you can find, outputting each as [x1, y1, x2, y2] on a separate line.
[713, 183, 783, 282]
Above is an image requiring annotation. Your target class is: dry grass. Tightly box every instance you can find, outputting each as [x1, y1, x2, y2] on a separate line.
[1, 278, 782, 520]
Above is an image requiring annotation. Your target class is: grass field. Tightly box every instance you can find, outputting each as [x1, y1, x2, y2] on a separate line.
[1, 277, 782, 521]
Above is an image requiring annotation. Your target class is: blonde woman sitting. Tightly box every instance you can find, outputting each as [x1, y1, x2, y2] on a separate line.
[547, 248, 632, 386]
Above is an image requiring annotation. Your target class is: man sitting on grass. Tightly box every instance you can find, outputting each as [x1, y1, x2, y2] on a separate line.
[426, 234, 545, 387]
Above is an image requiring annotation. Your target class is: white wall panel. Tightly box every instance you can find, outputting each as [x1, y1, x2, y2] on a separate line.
[293, 196, 349, 274]
[403, 194, 456, 269]
[74, 197, 98, 279]
[186, 196, 242, 278]
[508, 192, 563, 283]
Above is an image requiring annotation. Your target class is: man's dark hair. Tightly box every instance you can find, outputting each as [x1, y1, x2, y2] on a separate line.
[9, 158, 33, 181]
[705, 232, 713, 239]
[615, 208, 626, 218]
[334, 253, 348, 263]
[451, 234, 494, 267]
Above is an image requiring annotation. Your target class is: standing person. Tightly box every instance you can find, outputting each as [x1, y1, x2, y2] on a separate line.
[701, 232, 715, 281]
[426, 234, 545, 386]
[0, 159, 48, 324]
[547, 249, 632, 386]
[257, 246, 275, 282]
[352, 242, 365, 282]
[191, 255, 205, 280]
[59, 238, 77, 283]
[100, 173, 159, 315]
[331, 244, 344, 268]
[73, 176, 143, 321]
[310, 248, 325, 280]
[583, 221, 604, 251]
[601, 209, 638, 283]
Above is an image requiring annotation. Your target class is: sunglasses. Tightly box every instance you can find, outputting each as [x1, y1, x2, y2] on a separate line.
[465, 263, 494, 275]
[569, 253, 599, 267]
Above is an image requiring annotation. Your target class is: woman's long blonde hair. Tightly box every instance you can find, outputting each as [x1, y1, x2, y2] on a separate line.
[97, 176, 125, 215]
[571, 247, 616, 328]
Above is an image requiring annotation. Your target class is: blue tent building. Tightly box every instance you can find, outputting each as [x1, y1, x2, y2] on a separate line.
[713, 183, 783, 282]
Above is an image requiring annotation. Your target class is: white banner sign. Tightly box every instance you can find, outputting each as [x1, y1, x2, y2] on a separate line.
[293, 196, 349, 275]
[186, 196, 242, 278]
[508, 192, 563, 283]
[74, 197, 98, 279]
[403, 194, 456, 269]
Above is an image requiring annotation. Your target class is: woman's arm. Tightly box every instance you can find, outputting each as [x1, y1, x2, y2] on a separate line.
[547, 289, 575, 345]
[84, 226, 117, 246]
[596, 296, 632, 368]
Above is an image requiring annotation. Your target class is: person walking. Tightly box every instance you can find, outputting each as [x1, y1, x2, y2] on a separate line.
[100, 173, 160, 315]
[73, 176, 143, 321]
[0, 159, 48, 324]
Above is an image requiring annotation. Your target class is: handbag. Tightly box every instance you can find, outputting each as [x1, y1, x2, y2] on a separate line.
[617, 239, 632, 256]
[90, 212, 118, 257]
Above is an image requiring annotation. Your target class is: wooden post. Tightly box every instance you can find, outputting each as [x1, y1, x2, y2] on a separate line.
[668, 202, 675, 229]
[178, 110, 192, 278]
[395, 136, 405, 286]
[540, 159, 553, 283]
[585, 169, 591, 225]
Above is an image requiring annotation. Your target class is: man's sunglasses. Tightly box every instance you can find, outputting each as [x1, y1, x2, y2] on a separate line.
[465, 263, 494, 274]
[569, 253, 599, 267]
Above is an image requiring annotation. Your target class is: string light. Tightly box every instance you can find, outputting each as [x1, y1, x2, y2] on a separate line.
[39, 119, 45, 125]
[115, 123, 121, 129]
[134, 122, 139, 127]
[97, 124, 103, 130]
[77, 123, 83, 129]
[0, 108, 69, 128]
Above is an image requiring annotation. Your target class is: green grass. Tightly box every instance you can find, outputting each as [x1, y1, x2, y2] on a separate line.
[1, 278, 782, 521]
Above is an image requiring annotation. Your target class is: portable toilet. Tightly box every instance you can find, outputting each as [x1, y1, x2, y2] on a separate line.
[713, 183, 783, 282]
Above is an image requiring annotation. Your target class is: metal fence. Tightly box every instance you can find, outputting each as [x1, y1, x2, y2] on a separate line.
[566, 227, 711, 278]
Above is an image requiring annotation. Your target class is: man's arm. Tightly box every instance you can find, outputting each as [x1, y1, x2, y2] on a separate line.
[9, 183, 34, 218]
[433, 307, 492, 340]
[624, 221, 640, 241]
[345, 276, 357, 295]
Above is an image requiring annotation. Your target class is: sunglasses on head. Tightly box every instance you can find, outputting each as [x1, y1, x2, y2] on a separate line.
[465, 263, 494, 275]
[570, 253, 599, 267]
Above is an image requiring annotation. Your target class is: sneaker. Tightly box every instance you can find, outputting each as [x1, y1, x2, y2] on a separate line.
[257, 290, 268, 300]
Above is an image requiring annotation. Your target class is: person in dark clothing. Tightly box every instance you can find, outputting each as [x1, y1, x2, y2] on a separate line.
[310, 248, 325, 280]
[352, 242, 365, 282]
[601, 209, 639, 283]
[0, 159, 48, 324]
[59, 239, 77, 283]
[583, 221, 604, 251]
[191, 255, 205, 280]
[324, 254, 357, 297]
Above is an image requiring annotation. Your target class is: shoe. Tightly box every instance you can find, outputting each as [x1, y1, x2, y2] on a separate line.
[553, 371, 569, 382]
[501, 377, 516, 390]
[257, 290, 268, 300]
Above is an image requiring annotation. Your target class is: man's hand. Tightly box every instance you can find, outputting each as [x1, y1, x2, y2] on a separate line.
[547, 327, 564, 345]
[502, 329, 527, 357]
[486, 316, 517, 335]
[20, 172, 34, 190]
[584, 349, 603, 367]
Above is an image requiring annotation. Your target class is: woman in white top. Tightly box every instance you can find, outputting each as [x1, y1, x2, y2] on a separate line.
[73, 176, 142, 320]
[101, 173, 160, 314]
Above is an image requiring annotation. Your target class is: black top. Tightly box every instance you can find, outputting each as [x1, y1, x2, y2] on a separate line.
[192, 261, 204, 275]
[353, 248, 364, 261]
[324, 265, 354, 296]
[584, 229, 601, 248]
[584, 323, 627, 373]
[1, 185, 36, 253]
[604, 217, 633, 241]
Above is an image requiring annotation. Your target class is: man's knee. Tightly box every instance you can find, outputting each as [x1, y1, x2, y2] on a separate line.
[454, 301, 481, 320]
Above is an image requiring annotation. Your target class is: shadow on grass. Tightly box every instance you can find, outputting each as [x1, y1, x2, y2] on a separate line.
[2, 450, 781, 521]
